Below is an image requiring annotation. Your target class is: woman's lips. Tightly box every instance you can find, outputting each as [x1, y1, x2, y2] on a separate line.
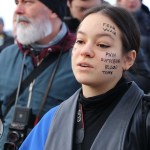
[77, 62, 93, 69]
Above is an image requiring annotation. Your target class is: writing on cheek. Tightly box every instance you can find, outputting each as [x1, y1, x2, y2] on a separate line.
[103, 23, 116, 36]
[101, 52, 120, 75]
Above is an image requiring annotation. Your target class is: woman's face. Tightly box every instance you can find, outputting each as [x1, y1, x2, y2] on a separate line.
[72, 13, 132, 95]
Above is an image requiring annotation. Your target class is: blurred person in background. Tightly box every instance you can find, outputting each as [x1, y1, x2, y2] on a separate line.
[0, 17, 14, 52]
[0, 0, 81, 149]
[116, 0, 150, 65]
[116, 0, 150, 94]
[64, 0, 109, 33]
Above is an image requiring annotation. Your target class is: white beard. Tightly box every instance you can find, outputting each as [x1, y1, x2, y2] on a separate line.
[16, 16, 52, 45]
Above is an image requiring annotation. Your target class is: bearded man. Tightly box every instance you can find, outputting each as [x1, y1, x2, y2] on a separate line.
[0, 0, 81, 149]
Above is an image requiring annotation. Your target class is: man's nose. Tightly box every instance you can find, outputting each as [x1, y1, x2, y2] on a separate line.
[15, 3, 25, 15]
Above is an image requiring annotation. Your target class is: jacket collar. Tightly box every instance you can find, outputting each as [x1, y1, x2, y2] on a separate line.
[17, 27, 75, 66]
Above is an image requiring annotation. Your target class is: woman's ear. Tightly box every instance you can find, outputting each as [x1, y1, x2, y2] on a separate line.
[123, 50, 136, 71]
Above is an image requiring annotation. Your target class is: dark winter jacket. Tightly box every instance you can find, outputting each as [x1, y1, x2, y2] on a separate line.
[126, 48, 150, 94]
[133, 4, 150, 67]
[0, 23, 81, 149]
[19, 82, 150, 150]
[0, 32, 14, 52]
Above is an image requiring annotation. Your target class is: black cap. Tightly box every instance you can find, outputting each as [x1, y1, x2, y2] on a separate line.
[39, 0, 67, 20]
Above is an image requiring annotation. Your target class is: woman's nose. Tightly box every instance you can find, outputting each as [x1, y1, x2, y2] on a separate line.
[80, 43, 95, 57]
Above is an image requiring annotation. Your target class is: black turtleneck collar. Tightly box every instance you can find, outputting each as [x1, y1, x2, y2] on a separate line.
[79, 76, 130, 110]
[74, 77, 131, 150]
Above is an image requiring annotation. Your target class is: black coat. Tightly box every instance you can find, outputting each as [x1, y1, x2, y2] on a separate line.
[126, 49, 150, 94]
[44, 82, 150, 150]
[0, 32, 14, 52]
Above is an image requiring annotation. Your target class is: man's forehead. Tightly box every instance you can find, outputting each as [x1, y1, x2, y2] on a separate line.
[15, 0, 38, 4]
[73, 0, 102, 5]
[80, 0, 100, 1]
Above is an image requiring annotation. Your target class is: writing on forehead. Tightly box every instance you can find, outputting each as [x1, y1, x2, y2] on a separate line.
[101, 52, 120, 75]
[103, 23, 116, 36]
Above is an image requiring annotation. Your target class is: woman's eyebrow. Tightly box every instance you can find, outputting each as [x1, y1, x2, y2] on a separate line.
[77, 30, 115, 40]
[95, 33, 115, 40]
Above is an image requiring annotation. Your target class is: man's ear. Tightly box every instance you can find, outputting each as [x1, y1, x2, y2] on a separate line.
[47, 9, 58, 19]
[123, 50, 136, 71]
[50, 12, 58, 19]
[67, 0, 71, 7]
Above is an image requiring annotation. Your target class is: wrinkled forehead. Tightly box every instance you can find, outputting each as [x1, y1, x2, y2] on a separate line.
[69, 0, 100, 2]
[15, 0, 39, 4]
[70, 0, 102, 4]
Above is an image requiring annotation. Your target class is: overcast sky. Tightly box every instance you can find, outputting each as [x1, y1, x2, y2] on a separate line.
[0, 0, 149, 32]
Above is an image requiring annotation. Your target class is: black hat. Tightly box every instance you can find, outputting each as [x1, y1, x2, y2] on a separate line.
[39, 0, 67, 20]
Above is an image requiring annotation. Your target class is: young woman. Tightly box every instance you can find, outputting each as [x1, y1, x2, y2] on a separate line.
[19, 5, 150, 150]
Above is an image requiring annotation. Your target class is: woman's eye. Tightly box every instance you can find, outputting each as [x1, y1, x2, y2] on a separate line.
[75, 40, 84, 45]
[98, 44, 110, 48]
